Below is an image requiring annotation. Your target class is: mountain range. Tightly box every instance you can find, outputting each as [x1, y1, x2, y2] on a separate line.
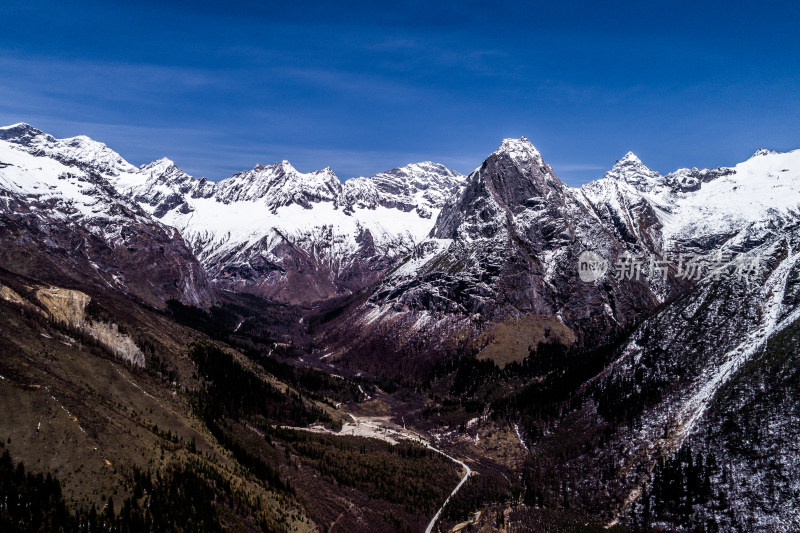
[1, 122, 799, 531]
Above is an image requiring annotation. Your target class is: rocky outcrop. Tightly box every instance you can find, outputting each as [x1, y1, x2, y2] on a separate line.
[0, 281, 144, 366]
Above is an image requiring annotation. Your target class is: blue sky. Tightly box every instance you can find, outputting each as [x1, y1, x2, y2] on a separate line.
[1, 0, 798, 185]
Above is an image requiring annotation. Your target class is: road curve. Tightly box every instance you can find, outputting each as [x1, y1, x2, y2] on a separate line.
[424, 445, 472, 533]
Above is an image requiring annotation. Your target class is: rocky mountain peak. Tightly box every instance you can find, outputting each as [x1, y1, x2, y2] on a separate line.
[140, 157, 180, 176]
[494, 136, 544, 165]
[602, 151, 662, 191]
[212, 159, 341, 208]
[0, 123, 137, 176]
[472, 136, 566, 215]
[0, 122, 47, 145]
[751, 147, 779, 158]
[338, 161, 464, 217]
[619, 150, 642, 164]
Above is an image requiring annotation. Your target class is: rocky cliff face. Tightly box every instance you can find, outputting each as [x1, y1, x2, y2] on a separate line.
[317, 142, 800, 531]
[0, 280, 145, 366]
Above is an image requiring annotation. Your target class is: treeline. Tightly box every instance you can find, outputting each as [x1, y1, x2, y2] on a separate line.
[442, 473, 516, 523]
[205, 418, 291, 494]
[496, 341, 623, 437]
[592, 367, 669, 428]
[189, 343, 331, 428]
[277, 429, 459, 515]
[165, 299, 239, 341]
[430, 340, 623, 428]
[0, 449, 72, 532]
[188, 343, 327, 497]
[0, 449, 272, 532]
[239, 344, 362, 406]
[419, 339, 631, 521]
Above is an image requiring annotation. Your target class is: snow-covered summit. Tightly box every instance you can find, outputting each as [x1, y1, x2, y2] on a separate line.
[0, 123, 137, 176]
[140, 157, 177, 174]
[579, 146, 800, 250]
[619, 151, 642, 164]
[0, 123, 468, 303]
[600, 151, 664, 192]
[494, 137, 545, 167]
[751, 148, 779, 158]
[659, 148, 800, 244]
[0, 123, 45, 144]
[211, 160, 340, 209]
[340, 161, 464, 218]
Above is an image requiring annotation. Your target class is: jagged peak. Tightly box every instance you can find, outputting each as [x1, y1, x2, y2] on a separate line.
[363, 161, 463, 182]
[250, 159, 294, 172]
[153, 156, 175, 166]
[311, 166, 337, 178]
[265, 160, 338, 181]
[401, 161, 456, 172]
[0, 123, 137, 176]
[140, 157, 181, 174]
[619, 151, 642, 165]
[249, 159, 337, 180]
[495, 137, 543, 161]
[0, 122, 43, 134]
[0, 122, 47, 142]
[751, 148, 779, 158]
[212, 158, 341, 205]
[602, 150, 661, 188]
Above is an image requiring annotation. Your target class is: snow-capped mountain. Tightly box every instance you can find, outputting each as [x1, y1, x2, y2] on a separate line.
[340, 161, 464, 218]
[0, 123, 139, 176]
[117, 155, 464, 304]
[0, 123, 465, 305]
[3, 121, 800, 530]
[567, 147, 800, 530]
[324, 138, 679, 370]
[314, 138, 800, 530]
[458, 144, 800, 531]
[0, 124, 211, 307]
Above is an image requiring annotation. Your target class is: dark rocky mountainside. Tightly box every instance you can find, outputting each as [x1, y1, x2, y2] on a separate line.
[321, 138, 681, 374]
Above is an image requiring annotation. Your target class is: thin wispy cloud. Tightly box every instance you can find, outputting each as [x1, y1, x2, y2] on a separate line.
[0, 1, 798, 185]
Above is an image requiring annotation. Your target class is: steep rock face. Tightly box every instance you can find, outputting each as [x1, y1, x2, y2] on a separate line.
[554, 227, 800, 530]
[120, 156, 465, 305]
[0, 124, 212, 308]
[325, 139, 679, 372]
[577, 155, 668, 252]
